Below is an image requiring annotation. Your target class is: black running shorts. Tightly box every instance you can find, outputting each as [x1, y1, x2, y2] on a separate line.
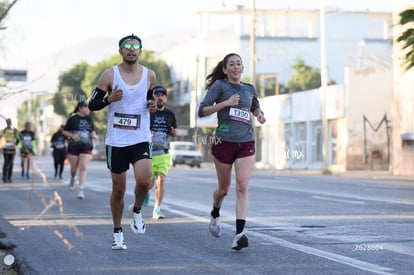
[106, 142, 152, 173]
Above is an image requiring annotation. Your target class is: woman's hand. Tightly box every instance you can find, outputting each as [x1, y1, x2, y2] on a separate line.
[256, 112, 266, 124]
[227, 94, 240, 106]
[71, 134, 81, 142]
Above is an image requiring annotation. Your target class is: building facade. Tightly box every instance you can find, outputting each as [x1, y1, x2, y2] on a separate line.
[258, 67, 392, 171]
[159, 7, 394, 172]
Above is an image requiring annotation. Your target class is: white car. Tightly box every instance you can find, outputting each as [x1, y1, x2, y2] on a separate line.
[169, 141, 203, 168]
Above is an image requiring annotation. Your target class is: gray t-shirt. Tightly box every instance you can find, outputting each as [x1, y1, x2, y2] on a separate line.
[198, 79, 258, 143]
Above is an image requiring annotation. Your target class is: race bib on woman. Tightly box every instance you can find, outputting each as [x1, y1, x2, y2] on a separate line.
[229, 107, 251, 124]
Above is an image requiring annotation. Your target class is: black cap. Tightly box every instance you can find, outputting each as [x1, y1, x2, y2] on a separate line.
[78, 101, 88, 108]
[152, 86, 167, 95]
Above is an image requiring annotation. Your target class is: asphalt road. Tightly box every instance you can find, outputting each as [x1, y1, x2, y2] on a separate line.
[0, 156, 414, 274]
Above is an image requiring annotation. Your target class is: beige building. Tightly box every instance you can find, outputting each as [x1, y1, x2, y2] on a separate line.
[258, 67, 392, 171]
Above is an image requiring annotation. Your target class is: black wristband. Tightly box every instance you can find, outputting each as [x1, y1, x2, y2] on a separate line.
[89, 87, 109, 111]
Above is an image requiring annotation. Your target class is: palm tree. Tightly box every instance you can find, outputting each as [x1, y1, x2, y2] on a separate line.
[397, 8, 414, 71]
[0, 1, 18, 29]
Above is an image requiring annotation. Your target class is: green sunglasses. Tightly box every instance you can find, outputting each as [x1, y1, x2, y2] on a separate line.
[121, 43, 142, 50]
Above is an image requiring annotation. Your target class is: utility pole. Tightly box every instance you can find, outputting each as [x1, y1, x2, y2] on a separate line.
[320, 0, 330, 172]
[250, 0, 256, 88]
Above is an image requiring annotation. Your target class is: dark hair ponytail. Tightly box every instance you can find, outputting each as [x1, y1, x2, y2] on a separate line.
[205, 53, 241, 90]
[71, 101, 87, 115]
[72, 105, 78, 115]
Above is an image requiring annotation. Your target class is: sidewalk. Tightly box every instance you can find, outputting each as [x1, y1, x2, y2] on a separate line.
[203, 160, 414, 182]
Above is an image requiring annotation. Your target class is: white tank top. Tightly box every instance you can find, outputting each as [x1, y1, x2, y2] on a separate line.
[105, 65, 151, 147]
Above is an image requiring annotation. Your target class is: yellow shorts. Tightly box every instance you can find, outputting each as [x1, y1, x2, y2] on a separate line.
[151, 153, 171, 177]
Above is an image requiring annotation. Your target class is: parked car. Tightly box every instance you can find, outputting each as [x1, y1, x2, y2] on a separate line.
[169, 141, 203, 168]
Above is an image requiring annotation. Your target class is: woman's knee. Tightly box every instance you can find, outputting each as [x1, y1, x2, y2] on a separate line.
[236, 182, 249, 195]
[217, 185, 230, 197]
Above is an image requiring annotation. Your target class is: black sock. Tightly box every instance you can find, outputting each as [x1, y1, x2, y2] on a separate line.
[236, 219, 245, 235]
[133, 207, 141, 214]
[114, 227, 123, 233]
[211, 206, 220, 218]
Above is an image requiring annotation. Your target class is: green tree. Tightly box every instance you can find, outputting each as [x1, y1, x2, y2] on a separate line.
[52, 62, 89, 117]
[397, 8, 414, 71]
[287, 58, 322, 92]
[140, 50, 171, 87]
[81, 56, 119, 134]
[16, 97, 39, 129]
[54, 50, 171, 135]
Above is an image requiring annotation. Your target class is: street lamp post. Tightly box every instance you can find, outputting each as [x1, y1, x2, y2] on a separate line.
[320, 0, 330, 172]
[250, 0, 256, 87]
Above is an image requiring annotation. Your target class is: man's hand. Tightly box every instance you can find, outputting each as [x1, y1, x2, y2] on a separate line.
[147, 100, 156, 112]
[170, 127, 178, 137]
[109, 85, 123, 103]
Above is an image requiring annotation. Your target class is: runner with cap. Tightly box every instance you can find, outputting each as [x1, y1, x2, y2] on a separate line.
[61, 101, 96, 199]
[147, 85, 177, 219]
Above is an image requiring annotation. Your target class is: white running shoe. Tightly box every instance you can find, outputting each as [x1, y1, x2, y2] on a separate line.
[112, 231, 127, 250]
[152, 208, 165, 219]
[231, 232, 249, 251]
[77, 189, 85, 199]
[128, 204, 146, 234]
[69, 177, 76, 191]
[209, 215, 221, 237]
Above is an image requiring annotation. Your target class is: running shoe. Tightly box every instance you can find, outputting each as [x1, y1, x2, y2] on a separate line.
[69, 177, 76, 191]
[231, 232, 249, 251]
[112, 231, 127, 250]
[143, 194, 150, 206]
[128, 204, 146, 234]
[77, 189, 85, 199]
[209, 215, 221, 237]
[152, 208, 165, 219]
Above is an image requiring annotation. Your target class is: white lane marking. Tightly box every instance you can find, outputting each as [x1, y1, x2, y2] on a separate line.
[248, 231, 394, 275]
[251, 183, 414, 206]
[87, 183, 395, 275]
[312, 195, 366, 204]
[160, 198, 395, 275]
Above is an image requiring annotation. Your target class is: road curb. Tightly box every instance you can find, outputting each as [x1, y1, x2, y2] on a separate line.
[0, 215, 34, 274]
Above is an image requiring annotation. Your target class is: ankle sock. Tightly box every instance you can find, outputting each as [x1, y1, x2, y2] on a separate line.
[236, 219, 246, 234]
[211, 206, 220, 218]
[133, 207, 141, 214]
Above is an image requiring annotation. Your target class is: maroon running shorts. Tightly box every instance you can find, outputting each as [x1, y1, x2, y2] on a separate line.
[211, 140, 255, 164]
